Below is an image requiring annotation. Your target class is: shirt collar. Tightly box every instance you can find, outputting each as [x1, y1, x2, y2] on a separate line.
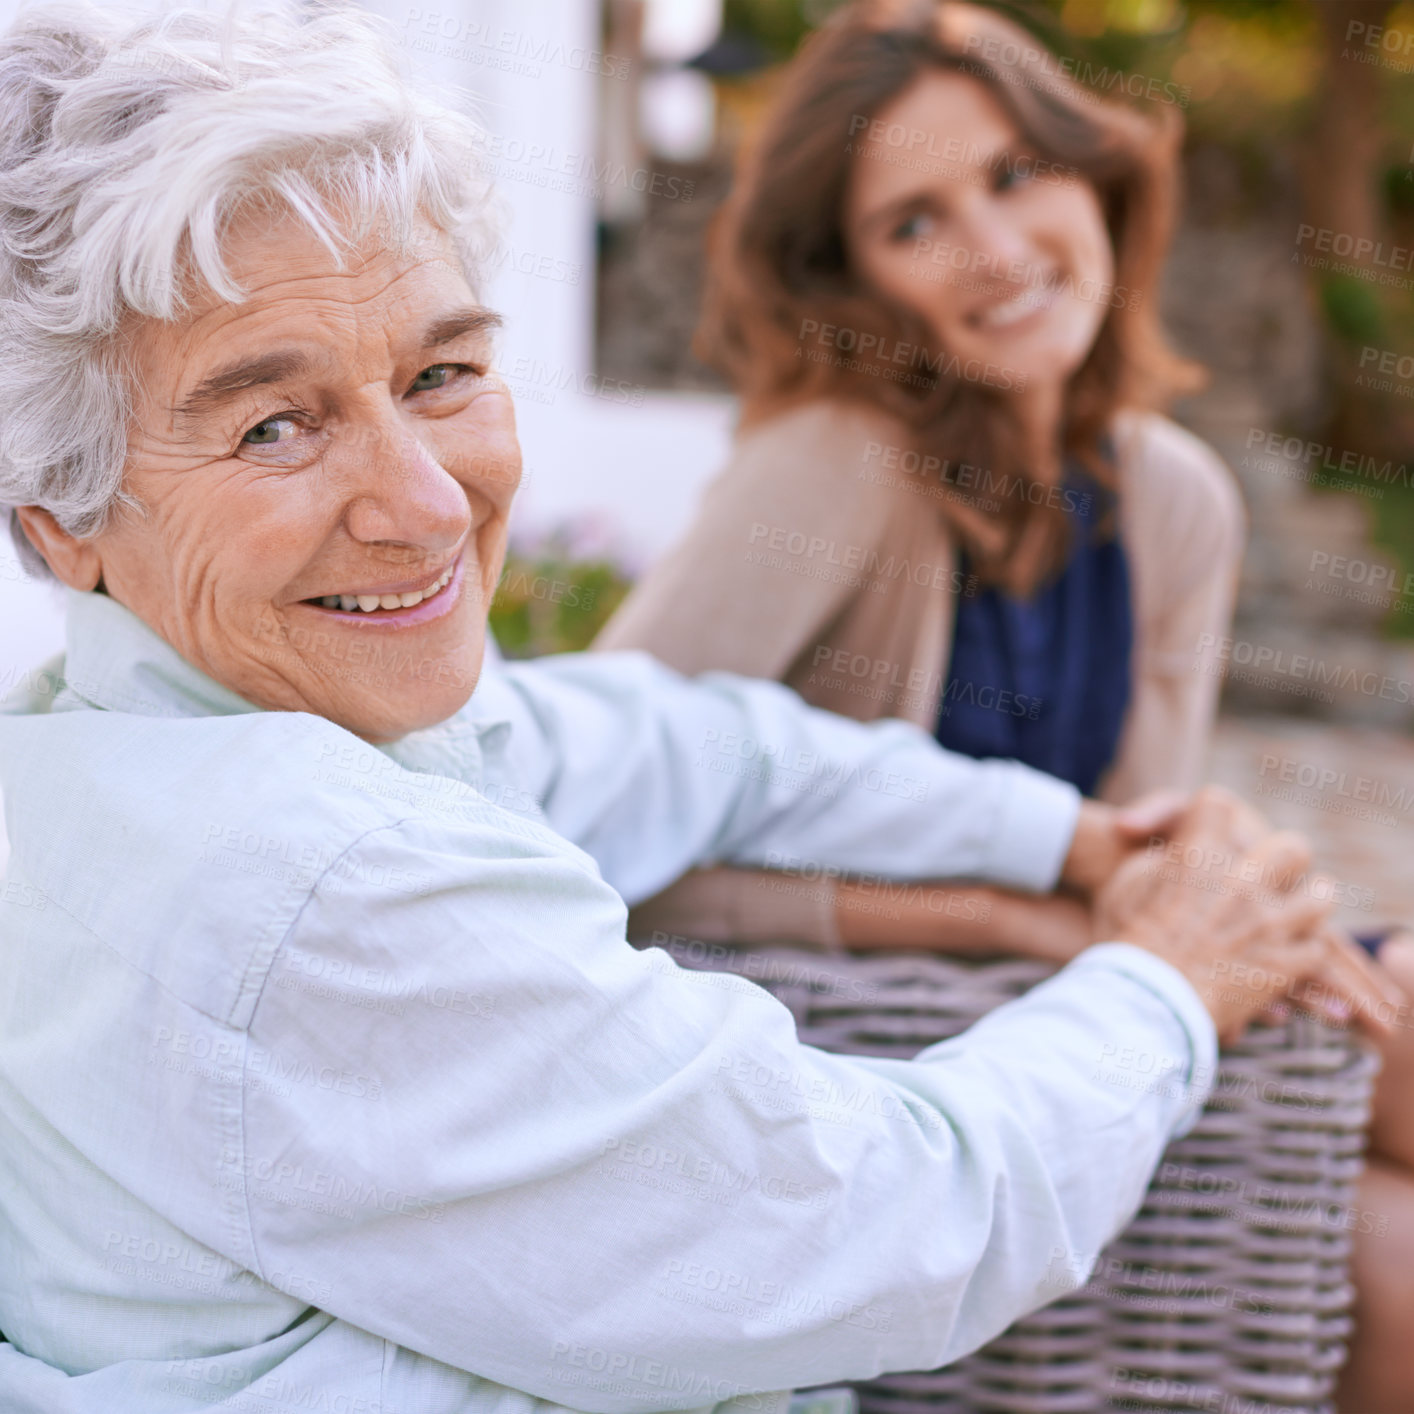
[36, 589, 514, 759]
[60, 588, 262, 719]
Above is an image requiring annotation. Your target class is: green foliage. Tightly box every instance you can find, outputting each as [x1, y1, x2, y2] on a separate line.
[1366, 492, 1414, 639]
[1320, 274, 1389, 346]
[721, 0, 814, 60]
[488, 548, 633, 659]
[1387, 161, 1414, 217]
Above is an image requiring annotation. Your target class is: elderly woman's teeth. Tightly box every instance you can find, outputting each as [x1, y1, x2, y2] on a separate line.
[321, 565, 455, 613]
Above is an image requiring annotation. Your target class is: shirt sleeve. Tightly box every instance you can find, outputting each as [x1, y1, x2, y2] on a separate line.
[237, 810, 1216, 1406]
[481, 650, 1080, 908]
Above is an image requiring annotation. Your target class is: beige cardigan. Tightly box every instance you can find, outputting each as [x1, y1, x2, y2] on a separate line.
[596, 400, 1246, 946]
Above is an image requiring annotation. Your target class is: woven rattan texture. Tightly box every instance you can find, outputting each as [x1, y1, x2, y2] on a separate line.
[683, 948, 1378, 1414]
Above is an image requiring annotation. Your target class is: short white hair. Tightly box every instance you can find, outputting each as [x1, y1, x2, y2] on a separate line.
[0, 0, 502, 577]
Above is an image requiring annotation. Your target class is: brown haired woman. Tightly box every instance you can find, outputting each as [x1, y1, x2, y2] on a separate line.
[600, 6, 1414, 1398]
[597, 0, 1243, 961]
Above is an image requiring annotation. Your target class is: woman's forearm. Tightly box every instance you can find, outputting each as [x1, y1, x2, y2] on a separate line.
[834, 880, 1094, 962]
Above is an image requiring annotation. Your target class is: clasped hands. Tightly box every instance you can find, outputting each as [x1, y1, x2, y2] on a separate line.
[1064, 786, 1406, 1044]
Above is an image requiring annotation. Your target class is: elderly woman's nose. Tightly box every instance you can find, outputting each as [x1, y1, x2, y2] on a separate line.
[338, 429, 470, 548]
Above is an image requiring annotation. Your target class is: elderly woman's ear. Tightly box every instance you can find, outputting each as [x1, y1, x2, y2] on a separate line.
[14, 507, 104, 592]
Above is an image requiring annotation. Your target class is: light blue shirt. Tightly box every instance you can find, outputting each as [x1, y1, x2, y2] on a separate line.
[0, 589, 1215, 1412]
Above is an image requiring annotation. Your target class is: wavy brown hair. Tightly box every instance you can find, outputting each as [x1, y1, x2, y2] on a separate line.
[697, 0, 1202, 592]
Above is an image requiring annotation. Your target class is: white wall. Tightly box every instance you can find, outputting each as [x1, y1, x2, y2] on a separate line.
[367, 0, 735, 561]
[0, 0, 735, 689]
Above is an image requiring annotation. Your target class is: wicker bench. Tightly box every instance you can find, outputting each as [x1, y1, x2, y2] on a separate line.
[662, 945, 1378, 1414]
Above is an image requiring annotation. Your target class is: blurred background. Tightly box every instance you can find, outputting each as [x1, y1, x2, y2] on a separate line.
[0, 0, 1411, 917]
[594, 0, 1414, 709]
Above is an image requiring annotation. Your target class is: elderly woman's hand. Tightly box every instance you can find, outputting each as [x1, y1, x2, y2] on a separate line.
[1058, 789, 1192, 898]
[1094, 786, 1404, 1044]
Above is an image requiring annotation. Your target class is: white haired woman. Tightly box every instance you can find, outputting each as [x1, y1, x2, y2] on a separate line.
[0, 3, 1394, 1410]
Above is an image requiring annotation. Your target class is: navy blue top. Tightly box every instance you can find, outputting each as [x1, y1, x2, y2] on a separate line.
[935, 465, 1132, 797]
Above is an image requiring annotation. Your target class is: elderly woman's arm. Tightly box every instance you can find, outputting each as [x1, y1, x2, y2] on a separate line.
[592, 407, 1115, 960]
[479, 649, 1083, 908]
[230, 807, 1217, 1395]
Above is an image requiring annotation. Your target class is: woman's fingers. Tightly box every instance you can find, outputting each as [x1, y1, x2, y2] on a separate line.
[1243, 828, 1314, 896]
[1168, 785, 1272, 867]
[1114, 789, 1190, 841]
[1295, 930, 1409, 1038]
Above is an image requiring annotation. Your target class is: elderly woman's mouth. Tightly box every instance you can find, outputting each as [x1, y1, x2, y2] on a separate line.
[300, 555, 463, 623]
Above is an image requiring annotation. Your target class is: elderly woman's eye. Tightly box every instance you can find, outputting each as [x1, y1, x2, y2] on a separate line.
[241, 416, 299, 445]
[409, 364, 464, 393]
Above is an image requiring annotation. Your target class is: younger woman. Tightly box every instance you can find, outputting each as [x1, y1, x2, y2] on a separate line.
[598, 0, 1244, 959]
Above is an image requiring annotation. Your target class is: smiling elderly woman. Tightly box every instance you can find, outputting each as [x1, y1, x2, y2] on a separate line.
[0, 3, 1388, 1411]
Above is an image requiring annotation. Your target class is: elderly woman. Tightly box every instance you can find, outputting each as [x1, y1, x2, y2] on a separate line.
[0, 3, 1391, 1410]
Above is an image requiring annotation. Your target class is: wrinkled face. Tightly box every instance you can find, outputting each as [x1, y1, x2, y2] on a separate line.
[88, 215, 519, 740]
[843, 70, 1115, 400]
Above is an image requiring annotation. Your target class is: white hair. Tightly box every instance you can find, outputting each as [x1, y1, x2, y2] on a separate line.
[0, 0, 502, 577]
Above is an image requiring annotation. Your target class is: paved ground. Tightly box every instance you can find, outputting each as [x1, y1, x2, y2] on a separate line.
[1208, 714, 1414, 931]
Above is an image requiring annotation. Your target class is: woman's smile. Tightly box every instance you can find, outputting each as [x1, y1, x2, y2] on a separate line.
[298, 548, 467, 624]
[964, 273, 1059, 333]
